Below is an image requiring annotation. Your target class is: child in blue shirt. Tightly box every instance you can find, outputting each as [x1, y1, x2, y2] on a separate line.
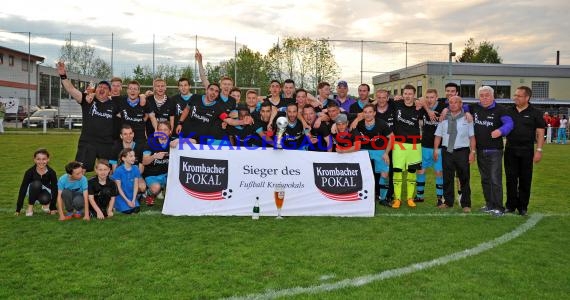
[112, 148, 142, 214]
[57, 161, 89, 221]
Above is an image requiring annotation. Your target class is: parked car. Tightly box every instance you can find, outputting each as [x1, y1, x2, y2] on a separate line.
[22, 109, 58, 128]
[63, 115, 83, 128]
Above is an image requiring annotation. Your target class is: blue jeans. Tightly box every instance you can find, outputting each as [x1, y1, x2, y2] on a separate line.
[557, 128, 567, 144]
[61, 190, 84, 212]
[477, 149, 504, 211]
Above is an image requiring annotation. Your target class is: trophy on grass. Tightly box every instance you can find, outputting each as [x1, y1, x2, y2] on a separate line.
[275, 116, 289, 149]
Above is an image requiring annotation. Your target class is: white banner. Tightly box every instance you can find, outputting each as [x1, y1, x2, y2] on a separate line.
[0, 98, 19, 114]
[163, 147, 375, 217]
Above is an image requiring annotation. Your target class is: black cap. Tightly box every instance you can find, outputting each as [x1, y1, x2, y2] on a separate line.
[97, 80, 111, 89]
[237, 104, 249, 111]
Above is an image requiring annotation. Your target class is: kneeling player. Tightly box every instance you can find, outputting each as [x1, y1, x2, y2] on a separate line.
[16, 148, 58, 216]
[142, 121, 173, 206]
[57, 161, 89, 221]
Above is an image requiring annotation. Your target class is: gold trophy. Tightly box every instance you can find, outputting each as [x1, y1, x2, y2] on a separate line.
[275, 116, 288, 149]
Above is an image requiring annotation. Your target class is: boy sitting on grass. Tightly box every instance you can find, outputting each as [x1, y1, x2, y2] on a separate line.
[57, 161, 89, 221]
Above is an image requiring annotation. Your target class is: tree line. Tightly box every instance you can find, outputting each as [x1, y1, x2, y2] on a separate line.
[60, 36, 502, 96]
[59, 37, 341, 96]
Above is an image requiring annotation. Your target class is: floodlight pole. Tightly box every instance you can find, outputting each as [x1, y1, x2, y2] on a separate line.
[27, 32, 31, 119]
[111, 33, 114, 76]
[448, 42, 455, 79]
[405, 41, 408, 69]
[152, 34, 155, 78]
[234, 36, 237, 84]
[194, 35, 198, 85]
[360, 40, 364, 84]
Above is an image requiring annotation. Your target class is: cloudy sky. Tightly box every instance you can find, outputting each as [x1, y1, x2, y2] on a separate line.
[1, 0, 568, 89]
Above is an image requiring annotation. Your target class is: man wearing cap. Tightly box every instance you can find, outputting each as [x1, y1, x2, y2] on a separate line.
[57, 61, 119, 172]
[334, 80, 356, 113]
[83, 76, 127, 141]
[333, 114, 359, 153]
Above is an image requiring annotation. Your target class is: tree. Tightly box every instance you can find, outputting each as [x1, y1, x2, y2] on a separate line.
[266, 45, 284, 83]
[233, 46, 270, 93]
[178, 66, 195, 86]
[125, 64, 195, 87]
[457, 38, 503, 63]
[457, 38, 476, 62]
[91, 58, 112, 79]
[312, 39, 340, 87]
[474, 41, 503, 64]
[59, 40, 112, 79]
[131, 64, 153, 86]
[201, 46, 269, 95]
[265, 37, 340, 91]
[205, 62, 226, 86]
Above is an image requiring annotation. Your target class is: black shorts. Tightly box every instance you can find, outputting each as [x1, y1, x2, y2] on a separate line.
[75, 140, 114, 172]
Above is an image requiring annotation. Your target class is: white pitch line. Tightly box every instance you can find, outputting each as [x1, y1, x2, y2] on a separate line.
[224, 213, 544, 300]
